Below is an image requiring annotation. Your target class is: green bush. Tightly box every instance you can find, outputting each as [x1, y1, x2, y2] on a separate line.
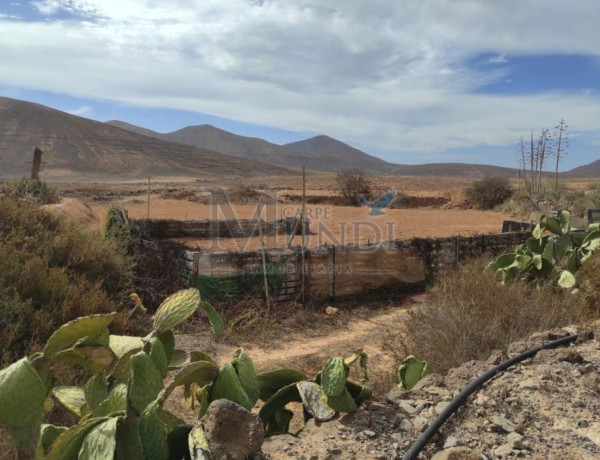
[2, 178, 60, 204]
[0, 198, 132, 366]
[466, 176, 513, 209]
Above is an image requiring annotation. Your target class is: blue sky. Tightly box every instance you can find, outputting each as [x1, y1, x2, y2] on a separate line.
[1, 1, 600, 170]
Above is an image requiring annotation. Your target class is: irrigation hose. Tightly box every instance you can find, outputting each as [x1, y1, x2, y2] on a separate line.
[402, 333, 579, 460]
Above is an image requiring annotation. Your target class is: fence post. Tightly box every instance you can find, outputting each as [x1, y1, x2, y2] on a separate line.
[330, 245, 336, 302]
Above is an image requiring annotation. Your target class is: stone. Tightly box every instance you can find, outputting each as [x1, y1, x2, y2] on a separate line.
[435, 401, 451, 415]
[386, 387, 411, 405]
[529, 328, 570, 341]
[398, 419, 414, 432]
[325, 306, 339, 315]
[507, 432, 526, 449]
[395, 400, 418, 416]
[412, 373, 445, 390]
[535, 348, 584, 364]
[490, 415, 516, 433]
[363, 430, 377, 439]
[412, 416, 429, 432]
[201, 399, 265, 460]
[487, 349, 508, 365]
[443, 435, 462, 449]
[518, 377, 540, 390]
[493, 443, 514, 457]
[431, 446, 483, 460]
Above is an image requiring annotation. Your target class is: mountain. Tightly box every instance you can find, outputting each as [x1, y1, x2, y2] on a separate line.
[0, 98, 292, 180]
[103, 117, 599, 179]
[106, 122, 395, 173]
[283, 135, 394, 173]
[565, 159, 600, 177]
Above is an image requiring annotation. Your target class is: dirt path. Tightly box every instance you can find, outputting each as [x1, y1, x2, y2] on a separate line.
[177, 297, 423, 374]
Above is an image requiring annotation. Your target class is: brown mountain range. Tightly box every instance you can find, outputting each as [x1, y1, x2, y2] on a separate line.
[0, 97, 292, 181]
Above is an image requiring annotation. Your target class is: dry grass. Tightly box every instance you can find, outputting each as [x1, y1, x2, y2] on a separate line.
[398, 257, 594, 375]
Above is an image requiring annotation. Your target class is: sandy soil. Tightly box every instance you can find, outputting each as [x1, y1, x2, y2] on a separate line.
[82, 197, 509, 251]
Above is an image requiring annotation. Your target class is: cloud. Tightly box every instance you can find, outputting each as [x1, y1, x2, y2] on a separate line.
[65, 105, 92, 115]
[2, 0, 600, 161]
[488, 54, 508, 64]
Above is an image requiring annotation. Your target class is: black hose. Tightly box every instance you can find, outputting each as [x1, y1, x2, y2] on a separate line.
[402, 333, 579, 460]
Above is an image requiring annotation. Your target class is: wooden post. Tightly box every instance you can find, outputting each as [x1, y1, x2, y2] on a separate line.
[301, 166, 306, 303]
[30, 148, 43, 180]
[257, 213, 271, 308]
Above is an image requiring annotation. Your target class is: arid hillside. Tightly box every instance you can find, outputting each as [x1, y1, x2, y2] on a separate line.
[0, 97, 293, 181]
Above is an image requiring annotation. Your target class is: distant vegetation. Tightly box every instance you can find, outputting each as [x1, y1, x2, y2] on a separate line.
[466, 176, 513, 209]
[2, 178, 59, 204]
[335, 168, 373, 206]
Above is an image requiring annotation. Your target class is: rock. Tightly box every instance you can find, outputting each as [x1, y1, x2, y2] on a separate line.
[424, 386, 451, 398]
[431, 446, 483, 460]
[490, 415, 516, 433]
[443, 435, 462, 449]
[201, 399, 264, 460]
[487, 349, 508, 365]
[386, 387, 411, 405]
[435, 401, 451, 415]
[394, 399, 418, 416]
[474, 394, 492, 408]
[578, 420, 589, 428]
[507, 340, 539, 354]
[507, 432, 526, 449]
[412, 416, 429, 432]
[529, 328, 570, 341]
[398, 419, 414, 432]
[518, 377, 540, 390]
[363, 430, 377, 439]
[535, 348, 584, 364]
[325, 306, 339, 315]
[412, 373, 445, 390]
[493, 443, 514, 457]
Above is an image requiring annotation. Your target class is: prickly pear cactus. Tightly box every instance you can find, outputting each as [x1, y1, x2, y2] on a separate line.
[152, 288, 201, 333]
[397, 355, 431, 390]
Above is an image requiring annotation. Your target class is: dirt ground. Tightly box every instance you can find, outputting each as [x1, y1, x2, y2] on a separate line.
[48, 173, 512, 251]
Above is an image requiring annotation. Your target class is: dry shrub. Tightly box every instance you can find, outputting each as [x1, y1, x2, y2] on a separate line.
[466, 176, 512, 209]
[578, 250, 600, 316]
[0, 198, 133, 366]
[226, 184, 263, 204]
[399, 257, 593, 375]
[2, 178, 60, 204]
[335, 168, 373, 206]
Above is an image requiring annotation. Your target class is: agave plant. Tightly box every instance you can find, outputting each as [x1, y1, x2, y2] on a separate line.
[491, 211, 600, 288]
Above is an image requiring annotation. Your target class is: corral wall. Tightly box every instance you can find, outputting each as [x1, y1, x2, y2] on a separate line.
[131, 217, 305, 239]
[176, 231, 530, 302]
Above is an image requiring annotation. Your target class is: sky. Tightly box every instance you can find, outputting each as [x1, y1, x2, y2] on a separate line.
[1, 0, 600, 170]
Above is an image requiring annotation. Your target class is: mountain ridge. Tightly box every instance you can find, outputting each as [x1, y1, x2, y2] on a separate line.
[0, 97, 292, 180]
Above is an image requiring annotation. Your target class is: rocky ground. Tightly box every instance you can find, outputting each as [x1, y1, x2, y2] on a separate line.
[260, 322, 600, 459]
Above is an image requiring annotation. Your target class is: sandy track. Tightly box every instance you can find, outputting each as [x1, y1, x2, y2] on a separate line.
[177, 300, 419, 373]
